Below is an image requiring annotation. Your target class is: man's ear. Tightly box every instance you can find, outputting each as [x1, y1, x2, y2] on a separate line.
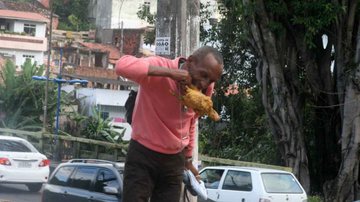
[187, 55, 195, 63]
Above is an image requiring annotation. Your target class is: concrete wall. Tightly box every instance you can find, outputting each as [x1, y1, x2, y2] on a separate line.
[89, 0, 113, 29]
[111, 0, 157, 29]
[89, 0, 157, 30]
[0, 48, 44, 66]
[96, 28, 113, 44]
[0, 33, 47, 51]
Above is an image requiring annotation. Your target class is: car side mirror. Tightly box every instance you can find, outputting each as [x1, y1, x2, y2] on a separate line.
[104, 186, 119, 195]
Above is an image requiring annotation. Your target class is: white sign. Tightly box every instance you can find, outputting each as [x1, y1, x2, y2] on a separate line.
[155, 37, 171, 55]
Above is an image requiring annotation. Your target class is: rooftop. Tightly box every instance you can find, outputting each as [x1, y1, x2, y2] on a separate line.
[95, 89, 130, 107]
[79, 42, 121, 64]
[0, 0, 52, 18]
[0, 9, 49, 23]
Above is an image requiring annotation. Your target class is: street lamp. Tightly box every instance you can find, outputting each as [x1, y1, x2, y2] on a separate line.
[32, 61, 88, 161]
[55, 41, 65, 137]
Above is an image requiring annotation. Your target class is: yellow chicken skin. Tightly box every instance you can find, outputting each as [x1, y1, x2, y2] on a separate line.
[179, 86, 220, 121]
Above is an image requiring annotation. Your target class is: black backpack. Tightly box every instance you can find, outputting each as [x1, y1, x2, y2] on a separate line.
[124, 90, 138, 125]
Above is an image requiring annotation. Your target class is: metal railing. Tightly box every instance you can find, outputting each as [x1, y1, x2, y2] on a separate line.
[0, 128, 291, 172]
[0, 128, 127, 162]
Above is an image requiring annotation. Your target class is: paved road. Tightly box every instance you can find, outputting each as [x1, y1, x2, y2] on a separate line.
[0, 161, 59, 202]
[0, 184, 42, 202]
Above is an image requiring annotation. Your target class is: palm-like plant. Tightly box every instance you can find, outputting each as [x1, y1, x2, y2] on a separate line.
[81, 107, 124, 143]
[0, 59, 56, 131]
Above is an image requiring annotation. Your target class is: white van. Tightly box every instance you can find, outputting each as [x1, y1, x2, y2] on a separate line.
[199, 166, 307, 202]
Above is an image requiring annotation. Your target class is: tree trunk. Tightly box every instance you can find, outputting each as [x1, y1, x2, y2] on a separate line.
[323, 78, 360, 201]
[243, 0, 310, 192]
[323, 9, 360, 199]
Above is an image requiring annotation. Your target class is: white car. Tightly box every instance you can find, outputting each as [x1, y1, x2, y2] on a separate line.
[0, 135, 50, 192]
[199, 166, 307, 202]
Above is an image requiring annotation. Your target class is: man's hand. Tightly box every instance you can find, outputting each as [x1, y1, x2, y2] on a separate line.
[170, 69, 192, 86]
[185, 160, 201, 182]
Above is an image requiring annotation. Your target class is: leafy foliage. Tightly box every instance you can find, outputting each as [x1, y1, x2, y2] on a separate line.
[137, 3, 155, 45]
[290, 0, 341, 47]
[199, 1, 279, 165]
[53, 0, 94, 31]
[200, 88, 279, 165]
[81, 107, 124, 143]
[0, 60, 56, 130]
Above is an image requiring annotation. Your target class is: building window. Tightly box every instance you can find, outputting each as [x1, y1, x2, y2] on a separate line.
[23, 55, 35, 63]
[23, 55, 35, 58]
[23, 24, 36, 36]
[144, 1, 150, 13]
[101, 112, 109, 120]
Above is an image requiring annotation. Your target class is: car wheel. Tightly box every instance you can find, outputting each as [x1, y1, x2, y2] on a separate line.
[26, 183, 43, 192]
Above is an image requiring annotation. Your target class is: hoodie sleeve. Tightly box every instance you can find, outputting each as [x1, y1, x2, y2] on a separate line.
[115, 55, 150, 85]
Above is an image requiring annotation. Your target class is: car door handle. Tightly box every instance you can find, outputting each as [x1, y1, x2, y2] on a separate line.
[241, 198, 245, 202]
[88, 196, 94, 201]
[216, 192, 220, 200]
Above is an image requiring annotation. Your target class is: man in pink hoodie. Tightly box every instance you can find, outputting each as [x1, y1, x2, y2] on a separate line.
[115, 46, 223, 202]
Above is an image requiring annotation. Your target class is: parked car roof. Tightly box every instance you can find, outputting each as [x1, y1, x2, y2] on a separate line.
[43, 159, 123, 202]
[0, 135, 27, 140]
[203, 166, 291, 173]
[59, 159, 124, 170]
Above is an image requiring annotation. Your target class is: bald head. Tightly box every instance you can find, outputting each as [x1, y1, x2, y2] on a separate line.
[191, 46, 224, 67]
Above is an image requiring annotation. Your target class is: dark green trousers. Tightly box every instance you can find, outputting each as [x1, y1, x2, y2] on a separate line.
[123, 139, 185, 202]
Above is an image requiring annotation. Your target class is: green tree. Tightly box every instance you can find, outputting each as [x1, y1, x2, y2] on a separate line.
[137, 3, 155, 45]
[53, 0, 93, 31]
[221, 0, 360, 200]
[0, 60, 57, 130]
[199, 0, 279, 165]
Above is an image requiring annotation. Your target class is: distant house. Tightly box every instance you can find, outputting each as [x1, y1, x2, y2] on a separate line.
[49, 40, 135, 90]
[51, 41, 121, 70]
[76, 88, 131, 121]
[97, 28, 146, 56]
[0, 9, 48, 66]
[62, 86, 133, 141]
[78, 42, 121, 69]
[0, 0, 59, 30]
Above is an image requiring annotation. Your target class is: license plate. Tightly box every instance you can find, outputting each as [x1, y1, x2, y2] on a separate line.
[18, 161, 32, 168]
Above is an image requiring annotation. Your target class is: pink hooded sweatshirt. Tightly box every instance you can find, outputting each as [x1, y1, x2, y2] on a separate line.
[115, 55, 214, 157]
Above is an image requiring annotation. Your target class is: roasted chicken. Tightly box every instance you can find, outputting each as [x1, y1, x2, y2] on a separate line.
[177, 85, 220, 121]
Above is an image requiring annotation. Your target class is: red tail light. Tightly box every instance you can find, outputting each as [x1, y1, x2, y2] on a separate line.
[0, 157, 11, 166]
[39, 159, 50, 167]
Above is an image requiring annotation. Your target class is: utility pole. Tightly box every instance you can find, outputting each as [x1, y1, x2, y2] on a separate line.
[43, 0, 54, 132]
[156, 0, 200, 58]
[155, 0, 177, 59]
[156, 0, 200, 201]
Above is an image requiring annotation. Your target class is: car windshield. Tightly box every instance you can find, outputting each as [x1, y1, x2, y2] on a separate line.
[261, 173, 303, 193]
[0, 139, 36, 152]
